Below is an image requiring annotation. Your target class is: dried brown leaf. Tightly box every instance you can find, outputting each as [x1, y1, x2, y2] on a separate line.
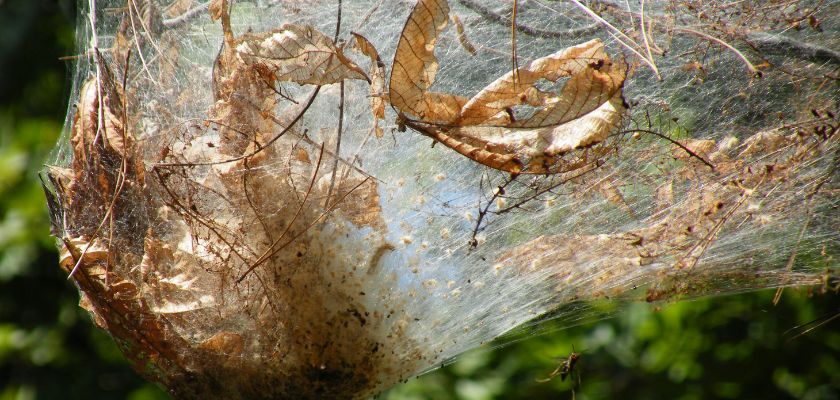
[461, 40, 625, 128]
[389, 0, 468, 124]
[59, 237, 109, 275]
[452, 15, 477, 56]
[208, 0, 224, 21]
[163, 0, 195, 18]
[295, 147, 311, 164]
[73, 72, 127, 167]
[237, 24, 367, 86]
[406, 92, 626, 173]
[389, 0, 627, 173]
[198, 332, 244, 356]
[351, 32, 387, 138]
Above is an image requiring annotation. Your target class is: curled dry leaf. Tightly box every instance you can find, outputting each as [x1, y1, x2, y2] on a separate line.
[389, 0, 467, 124]
[500, 118, 839, 302]
[452, 15, 477, 56]
[389, 0, 627, 174]
[208, 0, 224, 21]
[351, 32, 387, 138]
[163, 0, 195, 18]
[73, 59, 127, 164]
[236, 24, 367, 86]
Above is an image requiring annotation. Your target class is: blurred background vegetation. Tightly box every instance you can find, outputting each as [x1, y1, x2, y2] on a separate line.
[0, 1, 837, 399]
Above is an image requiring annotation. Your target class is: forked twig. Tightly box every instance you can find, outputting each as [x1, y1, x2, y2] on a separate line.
[238, 175, 372, 283]
[470, 174, 519, 247]
[238, 143, 325, 283]
[620, 129, 715, 170]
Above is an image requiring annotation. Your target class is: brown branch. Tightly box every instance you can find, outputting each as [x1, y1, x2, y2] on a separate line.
[457, 0, 600, 39]
[162, 1, 210, 29]
[748, 33, 840, 66]
[153, 87, 321, 168]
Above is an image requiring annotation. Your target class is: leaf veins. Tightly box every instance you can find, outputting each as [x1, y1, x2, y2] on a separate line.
[389, 0, 628, 174]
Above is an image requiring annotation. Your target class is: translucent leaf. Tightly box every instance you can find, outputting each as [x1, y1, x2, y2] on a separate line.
[389, 0, 627, 173]
[237, 24, 367, 86]
[351, 32, 387, 137]
[389, 0, 468, 124]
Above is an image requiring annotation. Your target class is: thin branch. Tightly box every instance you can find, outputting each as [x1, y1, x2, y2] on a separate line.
[640, 0, 657, 68]
[748, 32, 840, 66]
[162, 1, 211, 29]
[784, 309, 840, 342]
[238, 175, 372, 283]
[326, 0, 344, 208]
[457, 0, 600, 39]
[772, 215, 812, 305]
[495, 163, 603, 215]
[126, 0, 159, 84]
[620, 129, 715, 170]
[154, 87, 321, 168]
[325, 80, 345, 208]
[354, 0, 385, 30]
[510, 0, 521, 88]
[565, 0, 661, 78]
[470, 174, 519, 247]
[674, 27, 759, 77]
[240, 143, 325, 283]
[333, 0, 343, 42]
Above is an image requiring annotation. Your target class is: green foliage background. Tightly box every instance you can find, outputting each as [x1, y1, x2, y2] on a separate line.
[0, 1, 837, 399]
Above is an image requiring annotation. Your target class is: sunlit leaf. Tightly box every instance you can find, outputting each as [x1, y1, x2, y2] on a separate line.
[389, 0, 627, 173]
[351, 32, 387, 138]
[237, 24, 367, 86]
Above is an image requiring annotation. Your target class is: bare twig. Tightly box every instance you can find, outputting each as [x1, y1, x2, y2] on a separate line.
[326, 0, 344, 208]
[326, 81, 345, 208]
[510, 0, 521, 87]
[748, 33, 840, 66]
[620, 129, 715, 170]
[784, 309, 840, 342]
[565, 0, 661, 78]
[470, 174, 519, 247]
[674, 27, 759, 77]
[239, 143, 325, 283]
[457, 0, 600, 39]
[154, 87, 321, 168]
[640, 0, 657, 67]
[772, 216, 812, 305]
[162, 1, 211, 28]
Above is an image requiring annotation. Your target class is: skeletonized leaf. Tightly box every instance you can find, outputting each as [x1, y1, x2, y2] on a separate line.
[237, 24, 367, 86]
[407, 92, 625, 173]
[390, 0, 627, 174]
[389, 0, 468, 124]
[458, 40, 626, 128]
[352, 32, 387, 138]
